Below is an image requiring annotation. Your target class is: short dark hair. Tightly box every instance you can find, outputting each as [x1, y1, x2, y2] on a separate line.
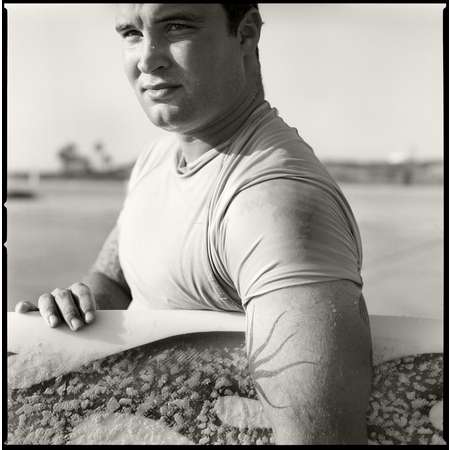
[221, 3, 260, 61]
[221, 3, 259, 35]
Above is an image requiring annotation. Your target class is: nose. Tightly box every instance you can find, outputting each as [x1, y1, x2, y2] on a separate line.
[137, 37, 169, 74]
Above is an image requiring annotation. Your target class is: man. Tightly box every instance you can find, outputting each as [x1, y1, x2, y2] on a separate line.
[16, 4, 372, 444]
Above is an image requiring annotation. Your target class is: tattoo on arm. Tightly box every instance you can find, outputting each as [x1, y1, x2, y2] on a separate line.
[246, 306, 317, 409]
[91, 227, 130, 292]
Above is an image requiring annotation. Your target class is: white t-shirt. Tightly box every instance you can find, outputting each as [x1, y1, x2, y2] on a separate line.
[118, 102, 363, 312]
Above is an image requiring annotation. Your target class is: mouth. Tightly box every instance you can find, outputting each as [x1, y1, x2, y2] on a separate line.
[140, 83, 182, 101]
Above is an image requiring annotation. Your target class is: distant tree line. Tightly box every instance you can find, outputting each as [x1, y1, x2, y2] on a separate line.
[57, 141, 113, 175]
[324, 159, 443, 185]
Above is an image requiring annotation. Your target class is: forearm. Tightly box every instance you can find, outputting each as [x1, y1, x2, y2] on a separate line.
[245, 281, 372, 444]
[81, 271, 131, 310]
[87, 225, 132, 310]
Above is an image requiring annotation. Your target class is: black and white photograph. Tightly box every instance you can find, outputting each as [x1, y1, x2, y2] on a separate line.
[5, 2, 446, 445]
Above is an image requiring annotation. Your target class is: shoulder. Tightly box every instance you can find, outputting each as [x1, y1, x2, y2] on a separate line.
[222, 177, 359, 260]
[225, 179, 328, 232]
[225, 111, 336, 202]
[133, 134, 176, 173]
[127, 134, 176, 193]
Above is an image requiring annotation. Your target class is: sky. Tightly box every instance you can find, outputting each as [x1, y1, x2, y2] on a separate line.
[6, 3, 445, 171]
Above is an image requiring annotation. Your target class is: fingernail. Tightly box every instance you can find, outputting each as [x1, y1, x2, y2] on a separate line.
[16, 302, 32, 313]
[71, 318, 83, 331]
[48, 315, 58, 327]
[84, 311, 95, 324]
[15, 303, 25, 313]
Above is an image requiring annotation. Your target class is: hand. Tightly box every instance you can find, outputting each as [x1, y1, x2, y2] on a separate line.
[15, 282, 96, 332]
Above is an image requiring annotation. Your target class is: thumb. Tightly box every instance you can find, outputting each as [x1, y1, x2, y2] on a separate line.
[15, 301, 39, 313]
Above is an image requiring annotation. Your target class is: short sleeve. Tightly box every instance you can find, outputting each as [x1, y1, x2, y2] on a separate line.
[221, 178, 363, 307]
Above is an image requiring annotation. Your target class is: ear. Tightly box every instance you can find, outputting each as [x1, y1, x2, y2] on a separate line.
[237, 8, 263, 56]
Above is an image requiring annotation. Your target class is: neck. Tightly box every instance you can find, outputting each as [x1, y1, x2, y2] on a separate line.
[176, 86, 265, 164]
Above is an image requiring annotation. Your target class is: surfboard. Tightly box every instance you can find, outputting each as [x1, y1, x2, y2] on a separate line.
[7, 310, 445, 445]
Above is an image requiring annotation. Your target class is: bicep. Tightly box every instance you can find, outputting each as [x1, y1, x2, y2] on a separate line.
[223, 179, 362, 307]
[245, 280, 372, 444]
[91, 226, 129, 293]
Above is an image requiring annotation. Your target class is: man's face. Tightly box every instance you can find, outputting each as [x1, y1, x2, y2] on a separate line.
[115, 4, 247, 133]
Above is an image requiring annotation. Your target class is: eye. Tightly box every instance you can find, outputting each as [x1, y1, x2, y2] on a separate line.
[166, 23, 191, 33]
[122, 29, 142, 43]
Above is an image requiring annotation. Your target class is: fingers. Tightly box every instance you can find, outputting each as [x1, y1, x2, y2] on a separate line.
[52, 288, 84, 331]
[69, 282, 96, 325]
[17, 283, 96, 332]
[15, 301, 39, 314]
[37, 293, 60, 328]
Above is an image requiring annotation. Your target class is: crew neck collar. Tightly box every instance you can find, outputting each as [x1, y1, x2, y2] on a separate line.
[174, 101, 273, 178]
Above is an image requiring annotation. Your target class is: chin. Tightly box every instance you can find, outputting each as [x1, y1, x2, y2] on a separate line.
[146, 104, 200, 133]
